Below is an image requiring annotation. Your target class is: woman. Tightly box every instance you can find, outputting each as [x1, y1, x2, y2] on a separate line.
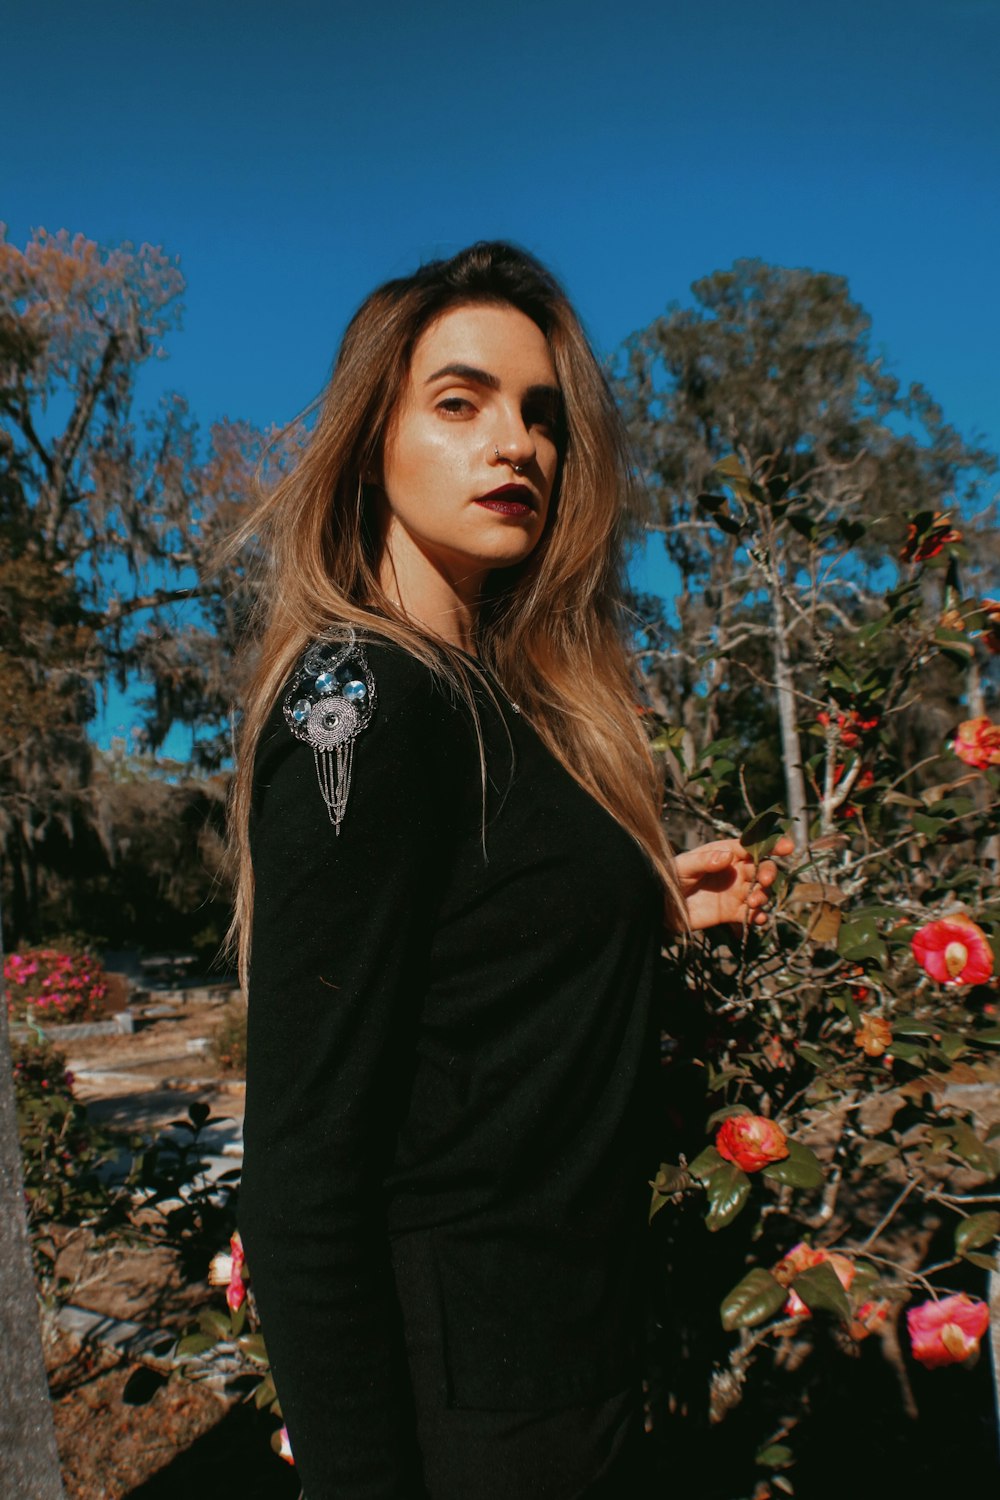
[232, 242, 786, 1500]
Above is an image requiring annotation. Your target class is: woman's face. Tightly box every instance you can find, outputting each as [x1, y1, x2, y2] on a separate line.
[378, 302, 562, 592]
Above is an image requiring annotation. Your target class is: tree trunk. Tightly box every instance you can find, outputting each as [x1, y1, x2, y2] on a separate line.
[0, 892, 66, 1498]
[769, 578, 810, 849]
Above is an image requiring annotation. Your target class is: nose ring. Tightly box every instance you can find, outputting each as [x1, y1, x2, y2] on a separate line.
[495, 445, 526, 476]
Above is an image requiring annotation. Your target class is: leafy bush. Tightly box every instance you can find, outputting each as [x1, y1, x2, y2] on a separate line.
[5, 943, 109, 1024]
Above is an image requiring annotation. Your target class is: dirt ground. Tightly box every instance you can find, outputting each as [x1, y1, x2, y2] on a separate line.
[34, 993, 301, 1499]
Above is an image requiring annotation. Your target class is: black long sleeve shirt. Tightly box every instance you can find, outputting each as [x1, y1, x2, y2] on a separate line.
[238, 639, 664, 1499]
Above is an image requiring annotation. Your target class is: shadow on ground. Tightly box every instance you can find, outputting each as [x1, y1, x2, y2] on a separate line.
[124, 1398, 301, 1499]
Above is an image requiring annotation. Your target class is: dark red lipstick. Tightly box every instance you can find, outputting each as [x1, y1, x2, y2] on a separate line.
[474, 484, 536, 518]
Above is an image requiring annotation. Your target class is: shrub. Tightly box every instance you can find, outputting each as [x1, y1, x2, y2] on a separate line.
[5, 943, 110, 1025]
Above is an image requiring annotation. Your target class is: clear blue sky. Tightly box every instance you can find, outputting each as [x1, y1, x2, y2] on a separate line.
[5, 0, 999, 747]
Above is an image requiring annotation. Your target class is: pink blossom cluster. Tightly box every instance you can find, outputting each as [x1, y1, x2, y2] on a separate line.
[4, 947, 108, 1023]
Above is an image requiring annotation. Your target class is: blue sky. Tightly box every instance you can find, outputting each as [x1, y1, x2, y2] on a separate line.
[5, 0, 999, 749]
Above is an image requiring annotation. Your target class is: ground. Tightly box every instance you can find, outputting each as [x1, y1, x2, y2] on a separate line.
[31, 991, 295, 1498]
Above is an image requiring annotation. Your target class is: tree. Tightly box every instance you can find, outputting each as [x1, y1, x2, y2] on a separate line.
[0, 227, 271, 942]
[616, 260, 998, 848]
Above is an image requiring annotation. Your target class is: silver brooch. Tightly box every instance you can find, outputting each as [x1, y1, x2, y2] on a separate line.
[282, 633, 376, 833]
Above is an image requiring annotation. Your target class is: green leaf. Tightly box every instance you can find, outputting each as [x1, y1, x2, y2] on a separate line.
[188, 1101, 211, 1129]
[175, 1332, 215, 1358]
[714, 454, 749, 481]
[795, 1044, 826, 1068]
[756, 1444, 795, 1469]
[761, 1141, 824, 1189]
[689, 1146, 727, 1183]
[887, 1040, 926, 1062]
[962, 1251, 998, 1271]
[790, 1262, 852, 1322]
[706, 1103, 753, 1129]
[947, 1121, 999, 1175]
[859, 1140, 899, 1167]
[237, 1333, 270, 1364]
[974, 1028, 1000, 1046]
[720, 1267, 788, 1331]
[198, 1308, 232, 1342]
[858, 615, 891, 646]
[741, 805, 785, 848]
[705, 1162, 752, 1231]
[649, 725, 686, 753]
[838, 915, 887, 967]
[955, 1211, 1000, 1257]
[254, 1374, 277, 1409]
[892, 1020, 938, 1037]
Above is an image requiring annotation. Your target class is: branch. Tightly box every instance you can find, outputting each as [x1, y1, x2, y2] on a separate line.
[99, 586, 201, 625]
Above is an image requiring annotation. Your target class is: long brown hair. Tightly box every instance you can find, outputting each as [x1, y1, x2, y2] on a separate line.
[224, 242, 683, 981]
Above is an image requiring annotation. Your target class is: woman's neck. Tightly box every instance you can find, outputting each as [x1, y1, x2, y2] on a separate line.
[377, 528, 484, 656]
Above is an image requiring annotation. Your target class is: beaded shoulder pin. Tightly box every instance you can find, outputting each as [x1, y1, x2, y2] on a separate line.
[282, 633, 377, 834]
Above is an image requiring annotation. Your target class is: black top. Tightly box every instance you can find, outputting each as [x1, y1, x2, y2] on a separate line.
[238, 639, 664, 1500]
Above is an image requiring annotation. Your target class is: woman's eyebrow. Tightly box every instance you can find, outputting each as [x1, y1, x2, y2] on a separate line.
[424, 363, 562, 406]
[424, 362, 500, 389]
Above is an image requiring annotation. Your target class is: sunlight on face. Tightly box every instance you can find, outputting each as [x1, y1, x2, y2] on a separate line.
[379, 303, 562, 591]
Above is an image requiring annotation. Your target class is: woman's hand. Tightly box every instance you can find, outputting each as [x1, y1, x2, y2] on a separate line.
[675, 836, 794, 933]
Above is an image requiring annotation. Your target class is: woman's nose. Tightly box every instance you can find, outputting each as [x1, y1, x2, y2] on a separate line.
[490, 419, 535, 472]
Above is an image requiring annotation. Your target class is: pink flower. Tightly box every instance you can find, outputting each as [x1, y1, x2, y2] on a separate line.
[208, 1230, 248, 1312]
[848, 1299, 891, 1342]
[715, 1115, 789, 1173]
[952, 717, 1000, 770]
[906, 1293, 990, 1368]
[276, 1425, 294, 1465]
[912, 917, 994, 987]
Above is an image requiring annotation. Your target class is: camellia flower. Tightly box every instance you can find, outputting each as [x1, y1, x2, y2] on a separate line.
[906, 1293, 990, 1368]
[817, 708, 880, 749]
[276, 1425, 294, 1465]
[952, 717, 1000, 771]
[209, 1231, 248, 1313]
[912, 916, 995, 987]
[854, 1014, 892, 1057]
[900, 512, 962, 563]
[715, 1114, 789, 1173]
[849, 1298, 891, 1342]
[772, 1242, 855, 1318]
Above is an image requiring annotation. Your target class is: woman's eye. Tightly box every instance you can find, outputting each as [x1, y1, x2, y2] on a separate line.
[437, 397, 475, 417]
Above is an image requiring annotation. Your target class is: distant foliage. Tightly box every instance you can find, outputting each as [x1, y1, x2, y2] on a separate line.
[210, 1000, 248, 1075]
[5, 944, 109, 1024]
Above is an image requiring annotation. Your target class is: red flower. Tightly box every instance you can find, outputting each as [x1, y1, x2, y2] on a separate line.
[817, 709, 880, 749]
[715, 1114, 789, 1172]
[912, 917, 995, 987]
[952, 717, 1000, 771]
[900, 513, 962, 563]
[906, 1293, 990, 1368]
[849, 1299, 891, 1342]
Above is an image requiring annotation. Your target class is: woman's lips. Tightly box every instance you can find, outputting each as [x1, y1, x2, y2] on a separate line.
[474, 485, 536, 518]
[474, 497, 535, 516]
